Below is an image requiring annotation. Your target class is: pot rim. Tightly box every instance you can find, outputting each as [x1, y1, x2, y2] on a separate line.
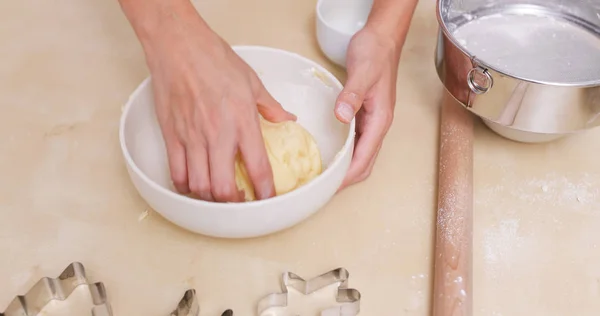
[435, 1, 600, 88]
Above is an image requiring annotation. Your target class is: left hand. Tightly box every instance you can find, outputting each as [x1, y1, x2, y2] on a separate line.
[334, 26, 402, 190]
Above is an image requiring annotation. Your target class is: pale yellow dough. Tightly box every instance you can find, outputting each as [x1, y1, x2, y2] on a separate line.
[234, 118, 322, 201]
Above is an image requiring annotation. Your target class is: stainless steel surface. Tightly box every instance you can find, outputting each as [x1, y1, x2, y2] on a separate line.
[170, 289, 200, 316]
[0, 262, 214, 316]
[0, 262, 112, 316]
[448, 4, 600, 86]
[257, 268, 361, 315]
[435, 0, 600, 141]
[169, 290, 231, 316]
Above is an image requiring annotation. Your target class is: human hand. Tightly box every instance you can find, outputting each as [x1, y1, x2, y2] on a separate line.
[334, 27, 402, 190]
[142, 12, 295, 202]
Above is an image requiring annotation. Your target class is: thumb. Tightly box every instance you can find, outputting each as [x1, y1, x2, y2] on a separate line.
[255, 81, 297, 123]
[335, 76, 369, 124]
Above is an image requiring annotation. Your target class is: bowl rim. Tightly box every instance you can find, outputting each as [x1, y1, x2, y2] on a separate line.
[316, 0, 371, 36]
[119, 45, 356, 210]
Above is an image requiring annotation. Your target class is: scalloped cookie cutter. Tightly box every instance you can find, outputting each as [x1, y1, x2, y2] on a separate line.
[170, 289, 233, 316]
[0, 262, 112, 316]
[257, 267, 361, 316]
[0, 262, 225, 316]
[170, 289, 199, 316]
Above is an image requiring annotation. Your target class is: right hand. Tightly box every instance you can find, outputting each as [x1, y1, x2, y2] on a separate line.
[142, 11, 295, 202]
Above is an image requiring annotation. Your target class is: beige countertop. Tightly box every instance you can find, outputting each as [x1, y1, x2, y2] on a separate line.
[1, 0, 600, 315]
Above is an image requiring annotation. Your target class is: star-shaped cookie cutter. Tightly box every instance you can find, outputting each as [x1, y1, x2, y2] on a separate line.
[257, 267, 361, 316]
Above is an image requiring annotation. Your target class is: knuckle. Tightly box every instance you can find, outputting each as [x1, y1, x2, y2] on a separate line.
[245, 152, 272, 179]
[171, 171, 186, 184]
[170, 171, 188, 191]
[378, 109, 394, 129]
[253, 165, 273, 184]
[211, 182, 238, 201]
[385, 112, 394, 127]
[174, 121, 190, 144]
[196, 115, 220, 143]
[340, 91, 363, 106]
[186, 130, 208, 149]
[189, 180, 211, 196]
[168, 160, 187, 184]
[231, 96, 255, 115]
[355, 171, 371, 184]
[359, 163, 376, 181]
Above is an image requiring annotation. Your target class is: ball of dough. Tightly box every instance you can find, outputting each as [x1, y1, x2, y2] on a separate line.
[234, 118, 322, 201]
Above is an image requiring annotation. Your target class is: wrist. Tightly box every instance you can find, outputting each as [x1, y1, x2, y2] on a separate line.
[120, 0, 211, 55]
[364, 0, 418, 52]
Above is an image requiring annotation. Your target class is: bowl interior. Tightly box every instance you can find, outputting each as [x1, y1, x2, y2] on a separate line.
[122, 46, 351, 196]
[317, 0, 373, 35]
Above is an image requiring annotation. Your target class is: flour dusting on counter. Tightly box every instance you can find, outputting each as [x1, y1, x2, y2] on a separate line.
[483, 218, 524, 265]
[476, 169, 600, 281]
[477, 171, 600, 212]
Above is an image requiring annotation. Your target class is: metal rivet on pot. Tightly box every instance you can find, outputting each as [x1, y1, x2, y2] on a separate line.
[467, 66, 493, 94]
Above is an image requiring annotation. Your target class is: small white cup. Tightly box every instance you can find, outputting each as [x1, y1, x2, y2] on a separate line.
[316, 0, 373, 68]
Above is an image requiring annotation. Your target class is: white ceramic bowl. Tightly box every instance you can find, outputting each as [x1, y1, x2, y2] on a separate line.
[316, 0, 373, 67]
[119, 46, 355, 239]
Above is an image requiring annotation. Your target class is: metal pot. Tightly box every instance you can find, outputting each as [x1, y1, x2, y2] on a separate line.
[434, 0, 600, 143]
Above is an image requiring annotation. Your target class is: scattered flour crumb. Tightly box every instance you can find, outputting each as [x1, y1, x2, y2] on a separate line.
[309, 67, 332, 87]
[138, 209, 149, 222]
[406, 273, 428, 312]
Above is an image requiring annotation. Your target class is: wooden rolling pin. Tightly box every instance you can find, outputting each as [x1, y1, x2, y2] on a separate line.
[432, 92, 474, 316]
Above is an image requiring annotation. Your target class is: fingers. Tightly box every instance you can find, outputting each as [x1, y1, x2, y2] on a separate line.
[165, 138, 191, 194]
[339, 141, 382, 191]
[238, 115, 276, 200]
[152, 82, 192, 194]
[156, 104, 190, 194]
[342, 129, 383, 188]
[207, 127, 244, 203]
[186, 139, 214, 201]
[340, 110, 391, 189]
[334, 72, 373, 124]
[254, 78, 297, 123]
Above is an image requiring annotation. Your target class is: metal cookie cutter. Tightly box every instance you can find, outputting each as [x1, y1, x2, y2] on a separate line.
[257, 267, 361, 316]
[169, 289, 233, 316]
[0, 262, 228, 316]
[0, 262, 112, 316]
[170, 289, 199, 316]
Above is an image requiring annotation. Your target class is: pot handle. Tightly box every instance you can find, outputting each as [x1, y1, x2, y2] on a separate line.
[467, 66, 493, 94]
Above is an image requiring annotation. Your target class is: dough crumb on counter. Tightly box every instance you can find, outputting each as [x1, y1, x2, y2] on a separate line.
[138, 209, 149, 222]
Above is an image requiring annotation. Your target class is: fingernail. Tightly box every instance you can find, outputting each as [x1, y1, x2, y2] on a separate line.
[287, 111, 297, 121]
[336, 102, 355, 123]
[257, 182, 275, 200]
